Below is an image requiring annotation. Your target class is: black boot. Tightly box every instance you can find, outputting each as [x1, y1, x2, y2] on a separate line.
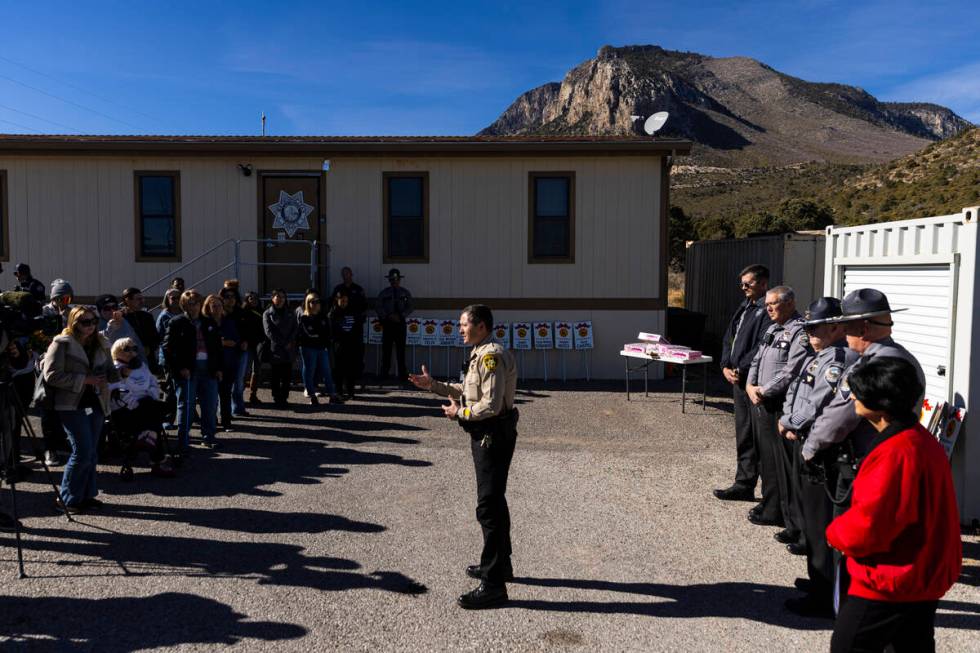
[457, 582, 508, 609]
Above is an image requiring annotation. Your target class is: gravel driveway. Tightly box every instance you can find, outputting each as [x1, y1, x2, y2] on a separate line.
[1, 378, 977, 651]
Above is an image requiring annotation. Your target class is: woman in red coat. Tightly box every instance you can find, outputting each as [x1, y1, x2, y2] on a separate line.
[826, 356, 961, 652]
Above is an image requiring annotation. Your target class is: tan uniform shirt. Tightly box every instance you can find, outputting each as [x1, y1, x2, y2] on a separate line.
[430, 338, 517, 421]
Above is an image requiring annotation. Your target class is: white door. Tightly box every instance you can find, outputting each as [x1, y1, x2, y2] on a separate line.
[842, 264, 954, 400]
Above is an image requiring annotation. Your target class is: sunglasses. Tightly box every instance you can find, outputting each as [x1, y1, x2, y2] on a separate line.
[309, 299, 321, 305]
[101, 305, 119, 311]
[739, 280, 758, 288]
[77, 318, 98, 327]
[122, 346, 139, 353]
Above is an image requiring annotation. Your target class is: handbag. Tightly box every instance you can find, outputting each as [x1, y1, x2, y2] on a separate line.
[33, 369, 53, 409]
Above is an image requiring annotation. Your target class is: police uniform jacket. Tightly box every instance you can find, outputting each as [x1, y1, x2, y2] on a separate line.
[719, 296, 771, 381]
[747, 314, 811, 401]
[780, 343, 858, 436]
[802, 336, 925, 460]
[430, 338, 517, 424]
[376, 287, 414, 323]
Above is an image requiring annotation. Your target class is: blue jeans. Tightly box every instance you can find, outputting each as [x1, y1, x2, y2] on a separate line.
[232, 350, 251, 415]
[175, 360, 218, 448]
[299, 346, 336, 395]
[59, 406, 104, 506]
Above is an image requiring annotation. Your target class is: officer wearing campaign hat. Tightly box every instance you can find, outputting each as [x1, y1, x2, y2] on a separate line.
[376, 268, 414, 384]
[780, 297, 859, 618]
[801, 287, 925, 610]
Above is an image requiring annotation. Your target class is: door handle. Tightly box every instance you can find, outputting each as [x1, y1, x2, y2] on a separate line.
[937, 365, 946, 377]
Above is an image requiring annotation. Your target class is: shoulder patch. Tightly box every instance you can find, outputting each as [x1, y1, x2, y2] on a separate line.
[825, 365, 843, 385]
[799, 331, 810, 348]
[482, 353, 497, 372]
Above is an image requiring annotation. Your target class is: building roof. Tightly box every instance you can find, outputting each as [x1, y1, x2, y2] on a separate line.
[0, 134, 692, 157]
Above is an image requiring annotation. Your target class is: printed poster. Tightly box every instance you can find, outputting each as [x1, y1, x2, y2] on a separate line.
[367, 317, 384, 345]
[492, 322, 511, 349]
[420, 319, 439, 346]
[406, 318, 422, 346]
[573, 321, 594, 350]
[554, 322, 573, 350]
[533, 322, 553, 349]
[438, 320, 458, 347]
[512, 322, 532, 350]
[938, 406, 966, 459]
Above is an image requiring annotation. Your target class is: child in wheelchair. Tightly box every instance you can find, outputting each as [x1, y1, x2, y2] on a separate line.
[107, 337, 175, 478]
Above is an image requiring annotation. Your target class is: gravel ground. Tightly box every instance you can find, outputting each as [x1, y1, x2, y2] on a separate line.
[1, 378, 977, 652]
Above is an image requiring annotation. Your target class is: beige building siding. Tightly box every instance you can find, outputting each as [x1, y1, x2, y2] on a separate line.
[0, 155, 321, 297]
[324, 156, 663, 300]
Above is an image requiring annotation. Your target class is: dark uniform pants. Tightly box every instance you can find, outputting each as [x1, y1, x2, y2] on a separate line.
[775, 427, 804, 537]
[833, 457, 859, 608]
[799, 446, 836, 601]
[381, 321, 407, 381]
[470, 421, 517, 585]
[732, 383, 758, 488]
[831, 597, 938, 653]
[751, 400, 783, 522]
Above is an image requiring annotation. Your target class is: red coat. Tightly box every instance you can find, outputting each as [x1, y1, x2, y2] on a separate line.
[826, 423, 961, 602]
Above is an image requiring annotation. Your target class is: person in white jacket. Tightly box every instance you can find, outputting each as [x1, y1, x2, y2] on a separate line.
[109, 338, 174, 477]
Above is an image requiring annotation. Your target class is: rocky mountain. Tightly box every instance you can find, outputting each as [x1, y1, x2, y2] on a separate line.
[481, 45, 973, 167]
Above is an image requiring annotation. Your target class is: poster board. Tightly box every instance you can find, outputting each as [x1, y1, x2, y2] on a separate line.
[533, 322, 553, 349]
[573, 321, 594, 350]
[367, 317, 384, 345]
[406, 318, 422, 346]
[438, 320, 458, 347]
[492, 322, 511, 349]
[420, 319, 439, 346]
[512, 322, 532, 350]
[554, 322, 573, 350]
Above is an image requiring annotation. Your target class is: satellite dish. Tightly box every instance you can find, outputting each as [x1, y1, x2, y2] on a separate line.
[643, 111, 669, 135]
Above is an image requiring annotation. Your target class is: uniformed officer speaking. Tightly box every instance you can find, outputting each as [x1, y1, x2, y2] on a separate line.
[409, 304, 518, 610]
[779, 297, 857, 618]
[745, 286, 811, 533]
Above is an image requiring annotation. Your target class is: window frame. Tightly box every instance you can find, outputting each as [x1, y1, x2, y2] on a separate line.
[0, 170, 8, 261]
[528, 171, 575, 264]
[134, 170, 181, 262]
[382, 171, 429, 264]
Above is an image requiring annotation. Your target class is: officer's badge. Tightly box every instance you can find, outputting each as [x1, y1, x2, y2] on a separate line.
[807, 359, 819, 374]
[825, 365, 842, 385]
[839, 374, 850, 397]
[482, 354, 497, 372]
[799, 332, 810, 348]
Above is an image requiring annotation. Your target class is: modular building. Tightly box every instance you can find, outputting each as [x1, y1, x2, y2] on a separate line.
[0, 134, 690, 380]
[824, 207, 980, 523]
[684, 232, 825, 352]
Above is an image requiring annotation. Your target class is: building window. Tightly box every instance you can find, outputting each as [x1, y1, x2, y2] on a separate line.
[0, 170, 8, 261]
[135, 171, 180, 261]
[383, 172, 428, 262]
[528, 172, 575, 263]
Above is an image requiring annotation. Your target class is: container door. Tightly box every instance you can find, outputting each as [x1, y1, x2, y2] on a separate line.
[842, 264, 955, 400]
[260, 173, 321, 296]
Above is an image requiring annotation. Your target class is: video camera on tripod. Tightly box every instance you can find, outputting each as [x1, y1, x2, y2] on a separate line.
[0, 291, 61, 346]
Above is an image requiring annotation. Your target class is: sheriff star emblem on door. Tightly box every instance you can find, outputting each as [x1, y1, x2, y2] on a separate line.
[268, 190, 314, 238]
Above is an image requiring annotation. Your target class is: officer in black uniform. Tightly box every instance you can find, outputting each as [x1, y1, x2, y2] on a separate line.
[714, 264, 772, 501]
[780, 297, 857, 618]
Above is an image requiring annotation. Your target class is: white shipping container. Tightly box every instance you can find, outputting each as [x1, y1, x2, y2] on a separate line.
[824, 206, 980, 524]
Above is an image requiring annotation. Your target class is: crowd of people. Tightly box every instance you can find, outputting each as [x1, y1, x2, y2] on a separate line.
[0, 264, 417, 518]
[714, 264, 962, 651]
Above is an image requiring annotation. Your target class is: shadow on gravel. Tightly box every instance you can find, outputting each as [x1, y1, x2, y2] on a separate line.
[0, 591, 306, 651]
[103, 504, 386, 534]
[16, 525, 428, 597]
[508, 577, 980, 630]
[246, 423, 422, 445]
[958, 540, 979, 588]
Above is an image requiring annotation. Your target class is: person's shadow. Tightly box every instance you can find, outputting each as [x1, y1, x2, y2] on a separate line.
[506, 577, 980, 630]
[0, 592, 306, 652]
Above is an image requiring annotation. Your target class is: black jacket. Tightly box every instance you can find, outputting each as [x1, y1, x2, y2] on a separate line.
[330, 306, 363, 348]
[263, 306, 298, 362]
[162, 314, 223, 377]
[237, 307, 265, 351]
[332, 282, 367, 323]
[297, 312, 331, 349]
[125, 309, 160, 352]
[719, 296, 771, 382]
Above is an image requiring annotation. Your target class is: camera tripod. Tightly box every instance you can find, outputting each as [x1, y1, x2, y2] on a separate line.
[0, 379, 74, 578]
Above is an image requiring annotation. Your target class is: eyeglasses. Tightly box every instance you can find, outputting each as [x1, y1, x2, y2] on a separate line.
[309, 299, 321, 305]
[77, 318, 98, 327]
[122, 346, 139, 353]
[101, 305, 119, 311]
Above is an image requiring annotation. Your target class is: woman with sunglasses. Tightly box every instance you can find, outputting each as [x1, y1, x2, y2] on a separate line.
[108, 338, 175, 477]
[204, 293, 241, 431]
[42, 306, 120, 512]
[298, 291, 342, 406]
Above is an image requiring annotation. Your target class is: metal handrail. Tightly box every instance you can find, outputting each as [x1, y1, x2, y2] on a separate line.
[141, 238, 237, 295]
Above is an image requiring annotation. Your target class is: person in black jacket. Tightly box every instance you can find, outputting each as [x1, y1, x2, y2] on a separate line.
[242, 291, 266, 405]
[713, 264, 772, 502]
[162, 289, 223, 451]
[13, 262, 46, 302]
[121, 287, 161, 372]
[329, 288, 365, 400]
[297, 292, 343, 406]
[221, 286, 256, 417]
[263, 289, 297, 407]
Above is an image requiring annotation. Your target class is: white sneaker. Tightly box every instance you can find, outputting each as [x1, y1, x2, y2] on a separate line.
[303, 390, 311, 398]
[44, 450, 63, 466]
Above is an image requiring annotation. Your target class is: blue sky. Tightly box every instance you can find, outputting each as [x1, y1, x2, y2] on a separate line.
[1, 0, 977, 136]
